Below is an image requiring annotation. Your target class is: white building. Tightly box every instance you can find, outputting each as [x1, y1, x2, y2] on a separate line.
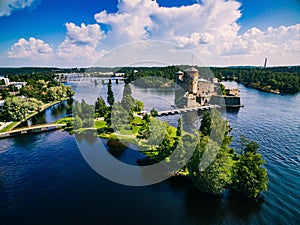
[0, 76, 10, 86]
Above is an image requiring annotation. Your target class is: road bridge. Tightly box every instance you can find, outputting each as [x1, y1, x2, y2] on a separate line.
[0, 124, 66, 139]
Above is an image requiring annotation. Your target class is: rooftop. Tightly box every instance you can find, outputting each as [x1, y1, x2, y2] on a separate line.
[184, 67, 198, 72]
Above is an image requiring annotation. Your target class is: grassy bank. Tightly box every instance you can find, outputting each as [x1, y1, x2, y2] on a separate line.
[0, 98, 69, 133]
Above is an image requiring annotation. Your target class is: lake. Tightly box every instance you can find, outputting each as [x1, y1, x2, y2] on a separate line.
[0, 81, 299, 225]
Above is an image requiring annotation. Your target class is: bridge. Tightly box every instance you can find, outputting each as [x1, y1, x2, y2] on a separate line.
[55, 73, 127, 84]
[140, 105, 220, 117]
[0, 124, 66, 139]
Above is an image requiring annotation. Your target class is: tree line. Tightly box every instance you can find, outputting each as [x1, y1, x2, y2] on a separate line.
[211, 66, 300, 94]
[112, 65, 299, 93]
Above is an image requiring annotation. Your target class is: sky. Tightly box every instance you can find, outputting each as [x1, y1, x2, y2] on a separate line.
[0, 0, 299, 67]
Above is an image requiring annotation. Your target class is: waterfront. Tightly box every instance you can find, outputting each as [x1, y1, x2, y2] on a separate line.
[0, 82, 299, 225]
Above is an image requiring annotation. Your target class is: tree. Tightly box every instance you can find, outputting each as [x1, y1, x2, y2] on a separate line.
[150, 108, 158, 117]
[133, 100, 144, 112]
[232, 137, 268, 198]
[104, 111, 112, 127]
[142, 114, 150, 123]
[147, 118, 166, 148]
[111, 102, 130, 130]
[0, 89, 9, 99]
[107, 82, 114, 107]
[73, 115, 83, 129]
[121, 84, 135, 111]
[200, 111, 211, 136]
[95, 97, 107, 117]
[122, 83, 132, 96]
[121, 94, 134, 111]
[176, 117, 182, 136]
[2, 97, 43, 121]
[187, 136, 233, 195]
[137, 122, 150, 140]
[82, 118, 94, 128]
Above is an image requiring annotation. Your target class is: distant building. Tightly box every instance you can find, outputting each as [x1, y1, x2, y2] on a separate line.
[0, 76, 26, 89]
[212, 78, 218, 84]
[10, 82, 27, 89]
[114, 72, 125, 77]
[225, 88, 239, 96]
[0, 76, 10, 86]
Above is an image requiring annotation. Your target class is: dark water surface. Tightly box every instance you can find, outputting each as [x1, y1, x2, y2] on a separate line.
[0, 82, 299, 225]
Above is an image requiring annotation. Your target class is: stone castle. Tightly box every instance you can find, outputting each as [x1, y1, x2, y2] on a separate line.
[175, 67, 241, 108]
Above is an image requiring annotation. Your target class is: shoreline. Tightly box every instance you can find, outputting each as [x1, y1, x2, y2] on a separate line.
[221, 79, 299, 94]
[0, 98, 69, 132]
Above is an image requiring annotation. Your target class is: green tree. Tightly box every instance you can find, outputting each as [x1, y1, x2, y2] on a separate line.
[104, 111, 112, 127]
[133, 100, 144, 112]
[73, 115, 83, 129]
[2, 97, 43, 121]
[232, 137, 268, 198]
[111, 102, 130, 130]
[0, 89, 9, 99]
[176, 117, 182, 136]
[147, 118, 166, 149]
[200, 111, 211, 136]
[122, 83, 132, 96]
[121, 94, 134, 111]
[137, 122, 150, 140]
[142, 114, 150, 123]
[150, 108, 158, 117]
[188, 136, 233, 195]
[95, 97, 107, 117]
[107, 82, 114, 107]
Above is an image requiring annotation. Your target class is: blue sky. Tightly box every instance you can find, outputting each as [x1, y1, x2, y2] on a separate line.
[0, 0, 299, 67]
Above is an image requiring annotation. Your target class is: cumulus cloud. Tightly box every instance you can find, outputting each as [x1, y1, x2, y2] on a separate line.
[91, 0, 300, 66]
[8, 37, 53, 59]
[7, 0, 298, 66]
[57, 22, 105, 63]
[0, 0, 36, 17]
[94, 0, 241, 48]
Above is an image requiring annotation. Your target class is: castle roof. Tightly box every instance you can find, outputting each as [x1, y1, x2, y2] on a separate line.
[176, 70, 184, 74]
[185, 67, 198, 72]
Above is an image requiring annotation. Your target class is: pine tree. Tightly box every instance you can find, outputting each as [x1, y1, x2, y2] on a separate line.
[107, 82, 114, 107]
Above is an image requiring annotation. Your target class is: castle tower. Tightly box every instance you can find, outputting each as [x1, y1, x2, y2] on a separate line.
[184, 67, 199, 94]
[175, 70, 184, 84]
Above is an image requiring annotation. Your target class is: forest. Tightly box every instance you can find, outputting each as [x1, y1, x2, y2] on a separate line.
[113, 65, 300, 93]
[1, 65, 299, 93]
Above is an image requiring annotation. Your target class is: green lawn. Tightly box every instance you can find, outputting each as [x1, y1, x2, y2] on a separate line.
[0, 122, 18, 132]
[55, 117, 73, 124]
[94, 120, 107, 129]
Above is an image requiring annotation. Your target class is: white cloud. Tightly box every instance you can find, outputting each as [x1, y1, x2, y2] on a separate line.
[0, 0, 35, 17]
[5, 0, 299, 67]
[94, 0, 241, 48]
[8, 37, 53, 59]
[92, 0, 300, 66]
[57, 23, 105, 64]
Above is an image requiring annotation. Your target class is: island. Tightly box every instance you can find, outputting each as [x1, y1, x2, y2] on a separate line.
[0, 66, 276, 199]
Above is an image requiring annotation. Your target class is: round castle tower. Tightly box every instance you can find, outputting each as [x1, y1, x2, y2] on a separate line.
[184, 67, 199, 94]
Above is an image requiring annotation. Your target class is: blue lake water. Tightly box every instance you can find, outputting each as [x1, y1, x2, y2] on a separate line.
[0, 81, 299, 225]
